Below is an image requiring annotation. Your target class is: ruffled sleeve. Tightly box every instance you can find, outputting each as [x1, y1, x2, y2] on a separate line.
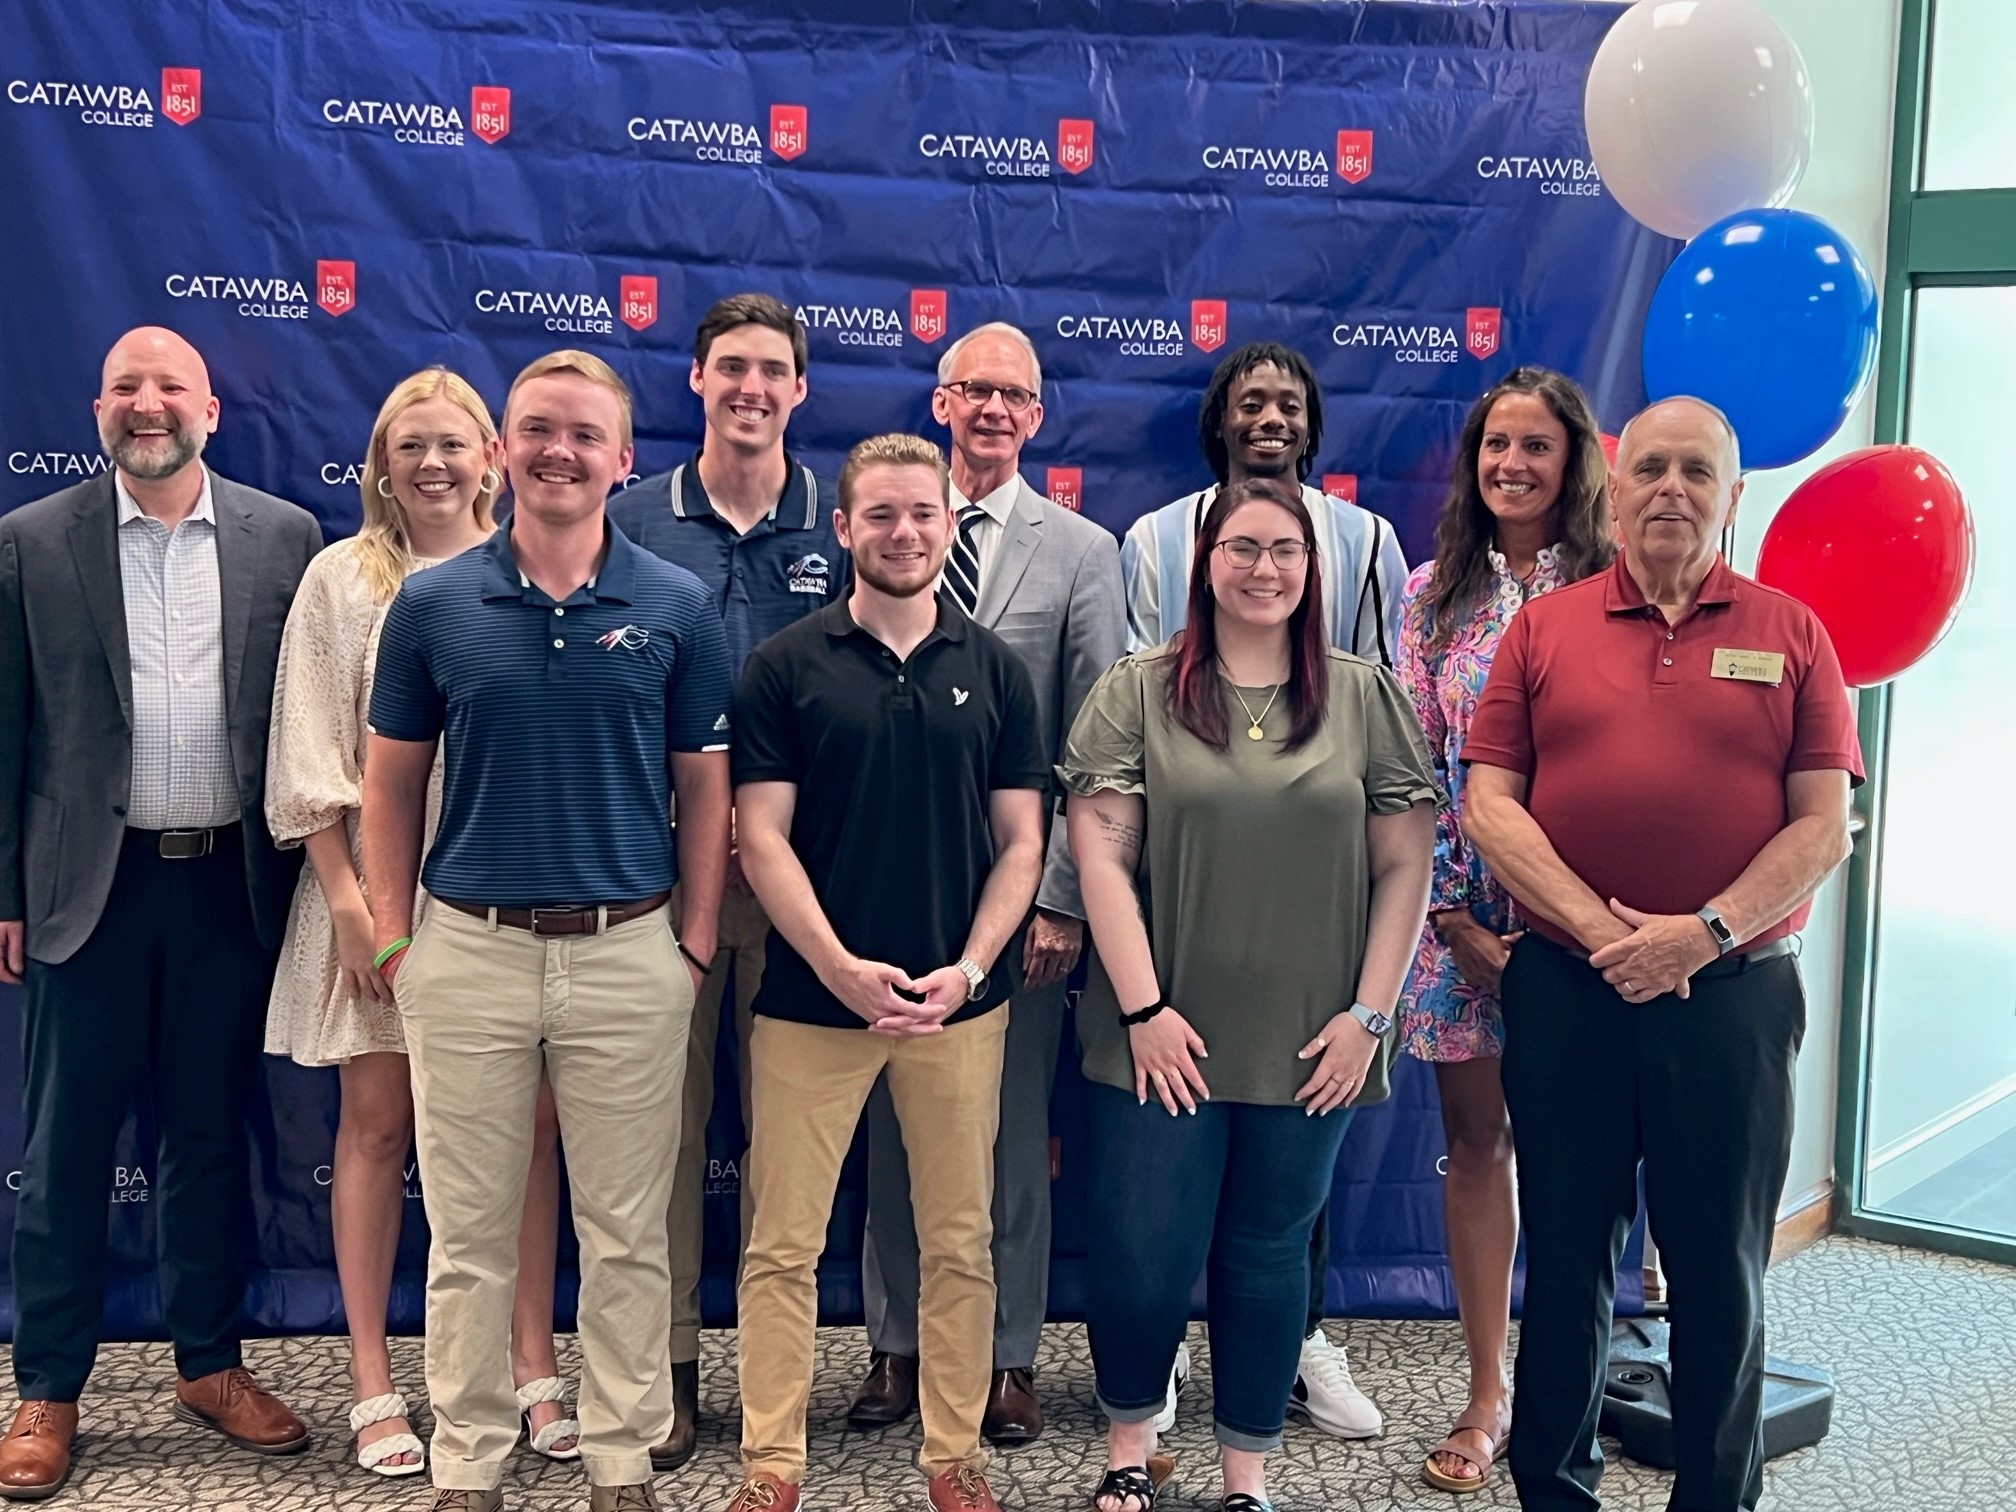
[265, 544, 373, 848]
[1055, 652, 1152, 798]
[1360, 661, 1443, 815]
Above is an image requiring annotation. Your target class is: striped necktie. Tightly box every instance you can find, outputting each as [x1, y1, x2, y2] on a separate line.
[944, 502, 987, 615]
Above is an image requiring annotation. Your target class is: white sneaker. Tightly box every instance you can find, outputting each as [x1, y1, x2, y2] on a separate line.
[1288, 1327, 1382, 1439]
[1150, 1341, 1191, 1433]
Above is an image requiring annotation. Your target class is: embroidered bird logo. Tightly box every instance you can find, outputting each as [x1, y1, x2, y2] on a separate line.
[598, 625, 650, 651]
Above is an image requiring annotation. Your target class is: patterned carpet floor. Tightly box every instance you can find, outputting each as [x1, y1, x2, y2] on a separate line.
[5, 1235, 2008, 1510]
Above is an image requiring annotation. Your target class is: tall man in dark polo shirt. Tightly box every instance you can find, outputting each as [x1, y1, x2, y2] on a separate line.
[363, 350, 732, 1512]
[725, 434, 1048, 1512]
[1463, 397, 1863, 1512]
[608, 294, 846, 1471]
[0, 327, 321, 1500]
[853, 321, 1124, 1445]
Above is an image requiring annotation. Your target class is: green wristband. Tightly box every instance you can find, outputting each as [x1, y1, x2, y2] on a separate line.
[373, 936, 413, 970]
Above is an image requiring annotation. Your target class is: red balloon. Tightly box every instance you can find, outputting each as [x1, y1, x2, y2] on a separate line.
[1600, 432, 1620, 467]
[1755, 445, 1973, 686]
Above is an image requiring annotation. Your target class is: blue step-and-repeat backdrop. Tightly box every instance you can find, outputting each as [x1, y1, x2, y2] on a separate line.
[0, 0, 1658, 1337]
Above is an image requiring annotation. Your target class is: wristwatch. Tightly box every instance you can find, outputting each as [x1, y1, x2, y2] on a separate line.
[1695, 906, 1737, 956]
[954, 957, 988, 1002]
[1346, 1002, 1393, 1037]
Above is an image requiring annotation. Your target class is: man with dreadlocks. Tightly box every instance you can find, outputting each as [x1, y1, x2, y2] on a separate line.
[1117, 340, 1408, 1444]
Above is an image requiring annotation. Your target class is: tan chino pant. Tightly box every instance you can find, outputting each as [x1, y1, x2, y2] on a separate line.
[664, 882, 768, 1365]
[398, 904, 693, 1490]
[738, 1009, 1008, 1481]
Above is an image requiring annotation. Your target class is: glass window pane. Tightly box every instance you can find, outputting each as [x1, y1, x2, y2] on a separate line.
[1923, 0, 2016, 190]
[1863, 285, 2016, 1239]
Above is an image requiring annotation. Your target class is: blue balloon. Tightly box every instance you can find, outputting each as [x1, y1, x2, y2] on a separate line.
[1641, 209, 1878, 472]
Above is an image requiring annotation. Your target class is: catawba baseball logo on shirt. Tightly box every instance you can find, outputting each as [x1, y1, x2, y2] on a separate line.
[787, 553, 832, 595]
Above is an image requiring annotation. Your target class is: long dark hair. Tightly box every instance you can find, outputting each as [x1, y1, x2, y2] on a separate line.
[1165, 479, 1331, 752]
[1197, 343, 1324, 484]
[1419, 366, 1613, 652]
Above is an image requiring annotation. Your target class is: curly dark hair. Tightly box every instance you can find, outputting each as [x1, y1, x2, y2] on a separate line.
[1196, 343, 1323, 485]
[1418, 366, 1613, 652]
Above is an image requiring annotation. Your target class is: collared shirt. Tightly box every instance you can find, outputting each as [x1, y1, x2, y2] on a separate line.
[950, 474, 1020, 593]
[732, 596, 1049, 1030]
[1120, 482, 1409, 664]
[369, 522, 733, 906]
[1463, 556, 1864, 952]
[116, 465, 237, 829]
[608, 453, 847, 680]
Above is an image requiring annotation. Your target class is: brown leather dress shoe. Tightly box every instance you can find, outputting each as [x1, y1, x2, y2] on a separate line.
[0, 1402, 78, 1502]
[981, 1367, 1042, 1446]
[649, 1358, 701, 1472]
[724, 1471, 800, 1512]
[845, 1351, 918, 1429]
[171, 1367, 310, 1454]
[927, 1464, 1001, 1512]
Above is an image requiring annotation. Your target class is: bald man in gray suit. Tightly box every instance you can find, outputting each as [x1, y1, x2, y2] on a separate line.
[849, 323, 1126, 1444]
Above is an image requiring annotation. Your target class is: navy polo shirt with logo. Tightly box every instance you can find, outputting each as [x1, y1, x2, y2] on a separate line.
[608, 454, 848, 679]
[369, 523, 733, 907]
[732, 597, 1049, 1030]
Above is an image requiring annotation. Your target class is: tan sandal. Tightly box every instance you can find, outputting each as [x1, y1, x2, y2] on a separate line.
[1421, 1406, 1508, 1494]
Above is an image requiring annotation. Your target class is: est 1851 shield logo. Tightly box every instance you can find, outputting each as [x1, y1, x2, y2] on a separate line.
[770, 104, 807, 160]
[1465, 306, 1502, 361]
[1046, 467, 1083, 512]
[1321, 474, 1358, 506]
[1058, 118, 1094, 176]
[910, 289, 947, 343]
[1190, 300, 1227, 354]
[470, 86, 510, 144]
[1336, 129, 1372, 185]
[620, 275, 658, 332]
[316, 260, 356, 317]
[161, 68, 201, 126]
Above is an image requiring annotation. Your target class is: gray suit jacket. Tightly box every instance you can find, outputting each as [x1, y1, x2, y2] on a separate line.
[971, 476, 1126, 919]
[0, 471, 324, 964]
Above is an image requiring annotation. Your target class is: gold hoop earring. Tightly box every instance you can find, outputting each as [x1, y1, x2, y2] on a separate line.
[481, 468, 503, 494]
[376, 477, 395, 499]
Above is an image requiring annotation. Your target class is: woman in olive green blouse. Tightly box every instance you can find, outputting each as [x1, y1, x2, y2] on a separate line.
[1060, 479, 1437, 1512]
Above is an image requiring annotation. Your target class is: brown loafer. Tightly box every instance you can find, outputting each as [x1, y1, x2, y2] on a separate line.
[649, 1359, 701, 1472]
[0, 1402, 78, 1502]
[845, 1351, 918, 1429]
[927, 1464, 1001, 1512]
[724, 1471, 800, 1512]
[981, 1367, 1041, 1446]
[171, 1367, 310, 1455]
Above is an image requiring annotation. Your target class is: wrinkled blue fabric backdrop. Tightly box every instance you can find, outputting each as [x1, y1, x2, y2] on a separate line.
[0, 0, 1658, 1336]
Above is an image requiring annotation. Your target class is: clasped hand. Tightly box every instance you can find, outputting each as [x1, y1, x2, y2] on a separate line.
[830, 955, 971, 1037]
[1586, 899, 1720, 1004]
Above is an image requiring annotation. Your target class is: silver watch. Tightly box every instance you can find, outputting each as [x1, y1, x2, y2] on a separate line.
[1347, 1002, 1393, 1037]
[955, 957, 988, 1002]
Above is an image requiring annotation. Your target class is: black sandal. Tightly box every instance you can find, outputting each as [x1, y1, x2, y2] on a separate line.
[1222, 1496, 1274, 1512]
[1092, 1454, 1176, 1512]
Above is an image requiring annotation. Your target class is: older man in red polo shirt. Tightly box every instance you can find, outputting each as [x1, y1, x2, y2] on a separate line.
[1462, 396, 1862, 1512]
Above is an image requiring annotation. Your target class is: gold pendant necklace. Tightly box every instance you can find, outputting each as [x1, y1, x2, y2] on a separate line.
[1226, 680, 1282, 741]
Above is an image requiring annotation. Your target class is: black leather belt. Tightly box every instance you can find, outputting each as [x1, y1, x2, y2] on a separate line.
[440, 891, 672, 937]
[1537, 932, 1795, 977]
[135, 826, 230, 860]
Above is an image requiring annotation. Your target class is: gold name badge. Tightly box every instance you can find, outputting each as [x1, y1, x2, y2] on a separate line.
[1711, 648, 1785, 685]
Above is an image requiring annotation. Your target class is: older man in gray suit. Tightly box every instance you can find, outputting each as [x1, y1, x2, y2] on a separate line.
[849, 322, 1126, 1444]
[0, 327, 322, 1499]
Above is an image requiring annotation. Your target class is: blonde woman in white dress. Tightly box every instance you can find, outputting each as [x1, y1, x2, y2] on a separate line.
[264, 369, 577, 1477]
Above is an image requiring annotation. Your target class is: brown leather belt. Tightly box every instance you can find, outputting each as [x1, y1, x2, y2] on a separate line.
[439, 890, 672, 937]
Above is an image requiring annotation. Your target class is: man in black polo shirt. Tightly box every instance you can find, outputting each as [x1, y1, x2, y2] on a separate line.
[722, 434, 1047, 1512]
[609, 293, 847, 1470]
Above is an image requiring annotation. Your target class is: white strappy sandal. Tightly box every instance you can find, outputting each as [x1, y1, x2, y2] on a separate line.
[516, 1376, 581, 1461]
[349, 1390, 426, 1477]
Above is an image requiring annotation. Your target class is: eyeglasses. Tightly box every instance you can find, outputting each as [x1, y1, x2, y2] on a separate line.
[944, 379, 1037, 413]
[1217, 537, 1310, 570]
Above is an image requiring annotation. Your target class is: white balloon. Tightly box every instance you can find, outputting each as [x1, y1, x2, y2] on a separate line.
[1584, 0, 1814, 241]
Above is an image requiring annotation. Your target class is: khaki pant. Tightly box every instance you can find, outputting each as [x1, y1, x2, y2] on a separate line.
[665, 883, 768, 1364]
[399, 904, 693, 1490]
[738, 1010, 1008, 1481]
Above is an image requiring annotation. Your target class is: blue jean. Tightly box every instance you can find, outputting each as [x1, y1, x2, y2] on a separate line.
[1085, 1083, 1354, 1451]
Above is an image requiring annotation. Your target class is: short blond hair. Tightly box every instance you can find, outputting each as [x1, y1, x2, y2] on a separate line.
[838, 433, 952, 514]
[504, 349, 634, 450]
[355, 367, 500, 602]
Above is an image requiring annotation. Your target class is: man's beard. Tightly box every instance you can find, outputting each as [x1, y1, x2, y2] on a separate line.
[853, 552, 942, 599]
[101, 417, 205, 480]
